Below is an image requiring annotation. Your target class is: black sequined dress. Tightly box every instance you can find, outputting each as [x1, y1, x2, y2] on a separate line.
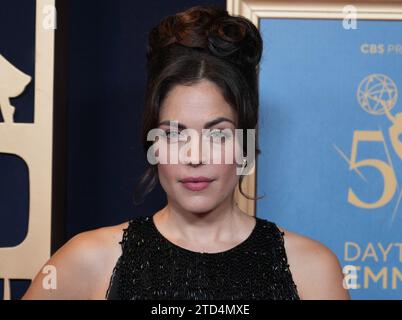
[106, 214, 300, 300]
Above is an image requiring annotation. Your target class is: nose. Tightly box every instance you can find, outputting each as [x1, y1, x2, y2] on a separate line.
[182, 130, 207, 166]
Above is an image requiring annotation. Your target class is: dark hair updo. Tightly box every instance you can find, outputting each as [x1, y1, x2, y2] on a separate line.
[133, 5, 263, 205]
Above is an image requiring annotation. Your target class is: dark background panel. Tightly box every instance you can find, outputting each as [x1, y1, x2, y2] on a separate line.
[1, 0, 225, 299]
[65, 0, 226, 240]
[0, 155, 29, 246]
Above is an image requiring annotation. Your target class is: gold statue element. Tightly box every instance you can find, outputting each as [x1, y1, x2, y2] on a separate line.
[0, 54, 32, 124]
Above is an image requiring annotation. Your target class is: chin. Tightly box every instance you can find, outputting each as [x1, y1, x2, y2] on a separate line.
[178, 199, 218, 214]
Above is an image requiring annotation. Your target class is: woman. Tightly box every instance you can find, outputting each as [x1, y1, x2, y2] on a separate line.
[23, 5, 350, 300]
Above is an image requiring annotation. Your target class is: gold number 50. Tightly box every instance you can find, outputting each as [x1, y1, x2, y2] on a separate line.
[348, 130, 397, 208]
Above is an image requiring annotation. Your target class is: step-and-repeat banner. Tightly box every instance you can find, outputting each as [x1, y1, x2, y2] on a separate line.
[246, 3, 402, 299]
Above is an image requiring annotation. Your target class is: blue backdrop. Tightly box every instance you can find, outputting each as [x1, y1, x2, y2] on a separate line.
[257, 18, 402, 300]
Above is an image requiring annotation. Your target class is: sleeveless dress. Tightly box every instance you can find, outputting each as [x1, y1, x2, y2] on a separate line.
[106, 214, 300, 300]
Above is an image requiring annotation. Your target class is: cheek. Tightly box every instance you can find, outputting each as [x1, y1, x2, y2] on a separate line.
[157, 164, 179, 189]
[213, 163, 239, 188]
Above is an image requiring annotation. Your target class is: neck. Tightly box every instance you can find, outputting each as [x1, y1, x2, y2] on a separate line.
[156, 195, 247, 245]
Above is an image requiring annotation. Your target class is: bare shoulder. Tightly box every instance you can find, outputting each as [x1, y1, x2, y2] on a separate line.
[22, 221, 129, 300]
[277, 226, 350, 300]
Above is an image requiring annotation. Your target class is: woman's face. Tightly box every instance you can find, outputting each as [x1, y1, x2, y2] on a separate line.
[156, 79, 242, 213]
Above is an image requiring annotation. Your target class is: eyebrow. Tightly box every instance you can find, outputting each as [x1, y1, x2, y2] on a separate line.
[158, 117, 236, 129]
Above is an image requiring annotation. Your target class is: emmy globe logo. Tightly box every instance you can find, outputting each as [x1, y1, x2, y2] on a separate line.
[357, 74, 402, 165]
[357, 74, 402, 163]
[357, 74, 398, 116]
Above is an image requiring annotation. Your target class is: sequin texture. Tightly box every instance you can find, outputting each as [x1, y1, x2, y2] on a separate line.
[106, 215, 300, 300]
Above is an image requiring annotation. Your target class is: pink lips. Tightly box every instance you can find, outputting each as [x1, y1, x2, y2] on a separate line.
[180, 176, 214, 191]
